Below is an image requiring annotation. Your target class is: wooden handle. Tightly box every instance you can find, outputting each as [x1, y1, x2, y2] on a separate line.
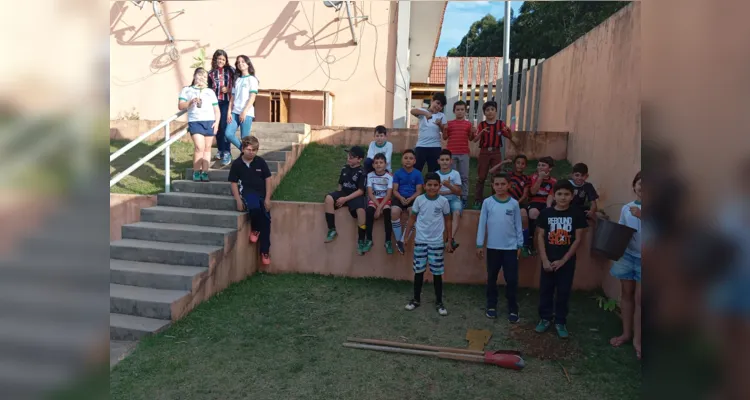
[346, 337, 484, 356]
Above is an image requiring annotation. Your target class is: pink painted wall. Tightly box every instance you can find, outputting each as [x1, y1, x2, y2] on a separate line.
[110, 194, 157, 240]
[110, 1, 397, 127]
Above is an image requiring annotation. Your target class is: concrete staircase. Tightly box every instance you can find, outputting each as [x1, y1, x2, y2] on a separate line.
[110, 123, 309, 342]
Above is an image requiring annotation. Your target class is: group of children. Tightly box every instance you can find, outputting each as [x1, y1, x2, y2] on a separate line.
[178, 49, 260, 182]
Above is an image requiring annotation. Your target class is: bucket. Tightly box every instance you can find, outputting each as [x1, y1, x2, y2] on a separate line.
[592, 218, 637, 261]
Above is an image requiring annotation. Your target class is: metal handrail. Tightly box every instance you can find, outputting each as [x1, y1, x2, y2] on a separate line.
[109, 127, 188, 190]
[110, 109, 185, 162]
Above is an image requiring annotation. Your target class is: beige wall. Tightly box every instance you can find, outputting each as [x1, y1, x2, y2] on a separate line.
[110, 1, 397, 127]
[110, 194, 157, 240]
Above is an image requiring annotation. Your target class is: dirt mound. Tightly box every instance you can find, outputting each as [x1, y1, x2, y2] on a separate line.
[508, 324, 581, 361]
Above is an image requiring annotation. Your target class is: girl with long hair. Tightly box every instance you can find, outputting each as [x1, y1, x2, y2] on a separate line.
[222, 55, 259, 166]
[208, 49, 234, 162]
[178, 67, 220, 181]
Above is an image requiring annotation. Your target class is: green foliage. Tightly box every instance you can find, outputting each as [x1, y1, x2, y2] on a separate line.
[190, 47, 207, 69]
[594, 295, 618, 312]
[447, 2, 631, 59]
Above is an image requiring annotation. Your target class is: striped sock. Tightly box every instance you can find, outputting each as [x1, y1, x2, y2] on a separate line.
[392, 220, 402, 242]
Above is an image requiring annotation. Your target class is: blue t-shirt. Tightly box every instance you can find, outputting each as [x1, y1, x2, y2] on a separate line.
[393, 168, 424, 198]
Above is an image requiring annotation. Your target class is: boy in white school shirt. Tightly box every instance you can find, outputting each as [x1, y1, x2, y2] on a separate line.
[364, 125, 393, 173]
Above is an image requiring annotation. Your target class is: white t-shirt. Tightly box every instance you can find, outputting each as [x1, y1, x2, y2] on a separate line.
[366, 141, 393, 171]
[179, 86, 219, 122]
[619, 201, 642, 258]
[415, 108, 447, 148]
[437, 169, 462, 196]
[367, 171, 394, 200]
[231, 75, 260, 117]
[411, 194, 451, 244]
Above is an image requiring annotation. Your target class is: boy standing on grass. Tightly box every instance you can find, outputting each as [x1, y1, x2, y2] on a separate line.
[476, 174, 524, 322]
[534, 180, 588, 338]
[323, 147, 368, 255]
[526, 156, 557, 254]
[365, 153, 394, 254]
[228, 136, 273, 265]
[472, 101, 516, 209]
[364, 125, 393, 173]
[392, 149, 424, 254]
[442, 100, 475, 208]
[410, 93, 448, 174]
[403, 172, 454, 316]
[437, 149, 463, 251]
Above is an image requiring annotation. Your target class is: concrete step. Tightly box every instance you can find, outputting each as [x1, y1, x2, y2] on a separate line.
[262, 151, 290, 162]
[251, 130, 303, 142]
[110, 283, 189, 320]
[252, 122, 307, 134]
[185, 168, 230, 181]
[109, 239, 223, 268]
[121, 221, 235, 246]
[141, 206, 246, 229]
[158, 192, 236, 211]
[110, 260, 208, 291]
[110, 312, 171, 340]
[172, 180, 232, 196]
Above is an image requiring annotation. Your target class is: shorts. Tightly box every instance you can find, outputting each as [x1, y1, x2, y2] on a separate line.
[367, 198, 392, 208]
[188, 121, 215, 136]
[610, 252, 641, 281]
[527, 202, 548, 214]
[413, 242, 445, 275]
[328, 191, 365, 218]
[442, 194, 463, 213]
[391, 196, 415, 210]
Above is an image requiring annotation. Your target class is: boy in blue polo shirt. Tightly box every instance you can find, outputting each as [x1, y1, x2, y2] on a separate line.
[391, 149, 424, 254]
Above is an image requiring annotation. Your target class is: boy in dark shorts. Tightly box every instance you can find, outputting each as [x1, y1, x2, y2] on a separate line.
[228, 136, 273, 265]
[526, 156, 557, 254]
[534, 180, 588, 338]
[391, 149, 424, 254]
[324, 147, 367, 254]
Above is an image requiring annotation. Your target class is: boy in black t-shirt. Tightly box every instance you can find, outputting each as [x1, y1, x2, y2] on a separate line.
[534, 180, 588, 339]
[569, 163, 599, 218]
[323, 147, 368, 254]
[228, 136, 274, 265]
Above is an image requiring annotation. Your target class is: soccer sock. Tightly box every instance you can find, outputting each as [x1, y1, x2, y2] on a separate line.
[365, 207, 375, 241]
[434, 275, 444, 304]
[523, 229, 530, 247]
[383, 208, 393, 241]
[358, 225, 366, 241]
[392, 220, 403, 242]
[528, 219, 536, 249]
[413, 272, 425, 302]
[325, 213, 335, 230]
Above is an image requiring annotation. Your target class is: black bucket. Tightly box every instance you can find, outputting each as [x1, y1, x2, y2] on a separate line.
[592, 218, 637, 261]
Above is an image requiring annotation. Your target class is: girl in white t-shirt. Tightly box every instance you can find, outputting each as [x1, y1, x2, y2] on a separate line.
[222, 55, 260, 166]
[178, 68, 219, 182]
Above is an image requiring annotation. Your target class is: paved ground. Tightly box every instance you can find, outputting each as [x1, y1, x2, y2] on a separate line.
[110, 341, 136, 368]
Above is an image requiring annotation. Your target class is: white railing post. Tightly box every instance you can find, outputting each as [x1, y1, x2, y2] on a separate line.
[164, 123, 171, 193]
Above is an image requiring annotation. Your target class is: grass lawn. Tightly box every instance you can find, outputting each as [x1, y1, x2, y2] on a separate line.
[110, 274, 641, 400]
[110, 140, 194, 195]
[273, 143, 573, 204]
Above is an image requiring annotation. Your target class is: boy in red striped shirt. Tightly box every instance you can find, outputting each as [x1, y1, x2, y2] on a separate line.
[526, 156, 557, 254]
[472, 101, 516, 209]
[442, 100, 476, 207]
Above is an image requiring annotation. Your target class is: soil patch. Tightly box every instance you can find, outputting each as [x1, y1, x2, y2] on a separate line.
[509, 324, 582, 360]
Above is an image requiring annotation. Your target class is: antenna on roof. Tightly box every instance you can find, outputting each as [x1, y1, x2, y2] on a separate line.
[322, 1, 368, 44]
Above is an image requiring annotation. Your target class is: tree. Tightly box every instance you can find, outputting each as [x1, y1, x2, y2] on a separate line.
[447, 1, 630, 59]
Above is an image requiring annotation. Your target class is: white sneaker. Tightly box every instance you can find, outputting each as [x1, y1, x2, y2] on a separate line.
[437, 303, 448, 316]
[405, 299, 420, 311]
[214, 151, 223, 160]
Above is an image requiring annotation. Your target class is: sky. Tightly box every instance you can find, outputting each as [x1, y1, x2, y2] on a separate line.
[436, 1, 524, 56]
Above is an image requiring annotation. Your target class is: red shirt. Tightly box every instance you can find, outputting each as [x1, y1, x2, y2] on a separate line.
[530, 173, 557, 204]
[509, 172, 531, 201]
[445, 119, 472, 155]
[478, 120, 510, 149]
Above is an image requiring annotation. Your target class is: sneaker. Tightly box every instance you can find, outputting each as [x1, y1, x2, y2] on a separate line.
[508, 313, 520, 324]
[249, 231, 260, 243]
[356, 240, 365, 256]
[405, 299, 420, 311]
[325, 229, 338, 243]
[535, 319, 552, 333]
[396, 241, 405, 255]
[521, 247, 531, 258]
[555, 324, 570, 339]
[384, 241, 394, 254]
[485, 308, 498, 319]
[436, 303, 448, 316]
[362, 240, 373, 253]
[214, 151, 223, 160]
[261, 253, 271, 265]
[192, 171, 201, 181]
[451, 239, 460, 251]
[221, 153, 232, 166]
[472, 202, 482, 210]
[200, 171, 210, 182]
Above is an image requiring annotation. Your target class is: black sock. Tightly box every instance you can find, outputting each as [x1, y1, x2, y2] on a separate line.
[365, 207, 375, 241]
[358, 226, 366, 241]
[434, 275, 443, 304]
[528, 218, 536, 249]
[325, 213, 335, 230]
[413, 272, 424, 302]
[383, 208, 393, 241]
